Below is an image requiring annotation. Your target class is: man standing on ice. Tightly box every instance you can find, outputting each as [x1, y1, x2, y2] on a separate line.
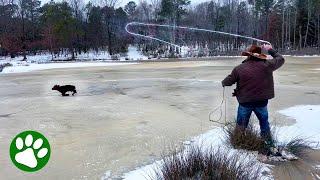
[221, 44, 285, 155]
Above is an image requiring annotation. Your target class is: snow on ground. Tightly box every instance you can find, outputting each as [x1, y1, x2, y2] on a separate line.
[113, 105, 320, 180]
[278, 105, 320, 147]
[1, 62, 136, 74]
[76, 51, 111, 60]
[0, 46, 146, 73]
[0, 45, 147, 63]
[121, 46, 148, 61]
[0, 53, 71, 63]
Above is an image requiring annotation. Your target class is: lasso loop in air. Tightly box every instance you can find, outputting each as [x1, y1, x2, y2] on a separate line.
[125, 22, 271, 128]
[125, 22, 271, 49]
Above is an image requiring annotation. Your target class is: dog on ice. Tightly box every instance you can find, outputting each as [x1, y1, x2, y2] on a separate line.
[52, 85, 77, 96]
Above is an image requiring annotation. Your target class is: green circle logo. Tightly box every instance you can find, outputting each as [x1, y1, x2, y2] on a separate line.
[10, 130, 51, 172]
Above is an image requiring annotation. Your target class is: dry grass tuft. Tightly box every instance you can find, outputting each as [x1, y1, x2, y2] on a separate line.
[150, 124, 317, 179]
[153, 145, 262, 180]
[281, 138, 313, 157]
[225, 124, 315, 157]
[224, 124, 266, 153]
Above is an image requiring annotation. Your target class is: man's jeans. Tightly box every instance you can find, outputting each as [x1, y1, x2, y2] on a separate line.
[237, 104, 271, 139]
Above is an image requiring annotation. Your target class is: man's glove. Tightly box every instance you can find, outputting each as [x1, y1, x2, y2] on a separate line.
[232, 89, 238, 97]
[262, 44, 273, 51]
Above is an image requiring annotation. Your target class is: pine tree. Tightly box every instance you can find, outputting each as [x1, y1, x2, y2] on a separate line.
[158, 0, 190, 24]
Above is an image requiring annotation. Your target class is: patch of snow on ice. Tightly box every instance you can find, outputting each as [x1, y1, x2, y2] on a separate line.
[278, 105, 320, 146]
[101, 171, 112, 180]
[1, 62, 136, 74]
[121, 160, 162, 180]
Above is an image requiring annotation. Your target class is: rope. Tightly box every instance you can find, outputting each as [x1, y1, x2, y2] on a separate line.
[125, 22, 272, 50]
[208, 87, 231, 127]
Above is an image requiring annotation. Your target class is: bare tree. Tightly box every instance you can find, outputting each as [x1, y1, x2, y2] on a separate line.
[304, 0, 310, 48]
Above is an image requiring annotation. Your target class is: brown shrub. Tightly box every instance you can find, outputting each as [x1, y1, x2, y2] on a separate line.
[152, 145, 262, 180]
[224, 124, 265, 153]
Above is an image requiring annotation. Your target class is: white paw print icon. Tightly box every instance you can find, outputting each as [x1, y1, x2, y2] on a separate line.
[10, 131, 51, 171]
[15, 134, 48, 168]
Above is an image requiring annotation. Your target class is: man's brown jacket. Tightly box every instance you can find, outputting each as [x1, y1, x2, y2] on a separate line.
[222, 49, 285, 103]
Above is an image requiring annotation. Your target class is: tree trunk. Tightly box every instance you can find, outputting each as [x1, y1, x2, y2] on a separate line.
[22, 13, 27, 61]
[294, 9, 297, 49]
[318, 14, 320, 50]
[71, 48, 75, 60]
[304, 0, 310, 48]
[299, 26, 302, 50]
[288, 9, 291, 49]
[285, 9, 289, 48]
[281, 3, 285, 50]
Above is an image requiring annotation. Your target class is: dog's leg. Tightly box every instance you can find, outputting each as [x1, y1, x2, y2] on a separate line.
[72, 90, 77, 96]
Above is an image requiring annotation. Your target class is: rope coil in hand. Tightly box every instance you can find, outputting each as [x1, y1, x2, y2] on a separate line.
[209, 87, 228, 126]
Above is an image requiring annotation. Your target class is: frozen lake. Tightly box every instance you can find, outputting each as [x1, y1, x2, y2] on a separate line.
[0, 57, 320, 179]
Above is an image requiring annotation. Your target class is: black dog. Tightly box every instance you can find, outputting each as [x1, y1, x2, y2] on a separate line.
[52, 85, 77, 96]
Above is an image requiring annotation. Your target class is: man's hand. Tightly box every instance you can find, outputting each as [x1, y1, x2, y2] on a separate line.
[262, 44, 273, 51]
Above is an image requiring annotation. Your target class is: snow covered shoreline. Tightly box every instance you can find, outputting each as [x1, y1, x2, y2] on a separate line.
[121, 128, 273, 180]
[0, 46, 146, 74]
[1, 51, 319, 75]
[0, 62, 137, 74]
[0, 46, 148, 62]
[110, 104, 320, 180]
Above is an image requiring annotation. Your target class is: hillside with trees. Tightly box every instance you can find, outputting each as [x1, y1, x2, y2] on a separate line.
[0, 0, 319, 60]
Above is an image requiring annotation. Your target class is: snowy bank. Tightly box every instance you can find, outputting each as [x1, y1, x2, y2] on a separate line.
[1, 62, 136, 74]
[120, 128, 272, 180]
[122, 46, 148, 61]
[110, 105, 320, 180]
[0, 46, 147, 63]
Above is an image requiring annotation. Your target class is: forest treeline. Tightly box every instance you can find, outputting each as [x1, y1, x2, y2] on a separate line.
[0, 0, 319, 59]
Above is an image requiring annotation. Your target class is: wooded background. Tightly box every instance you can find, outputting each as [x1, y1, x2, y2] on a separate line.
[0, 0, 319, 59]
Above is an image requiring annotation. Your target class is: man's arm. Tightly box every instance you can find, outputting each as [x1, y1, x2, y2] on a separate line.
[222, 68, 238, 87]
[263, 45, 285, 71]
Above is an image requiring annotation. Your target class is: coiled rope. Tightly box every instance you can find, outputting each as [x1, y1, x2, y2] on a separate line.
[209, 87, 228, 126]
